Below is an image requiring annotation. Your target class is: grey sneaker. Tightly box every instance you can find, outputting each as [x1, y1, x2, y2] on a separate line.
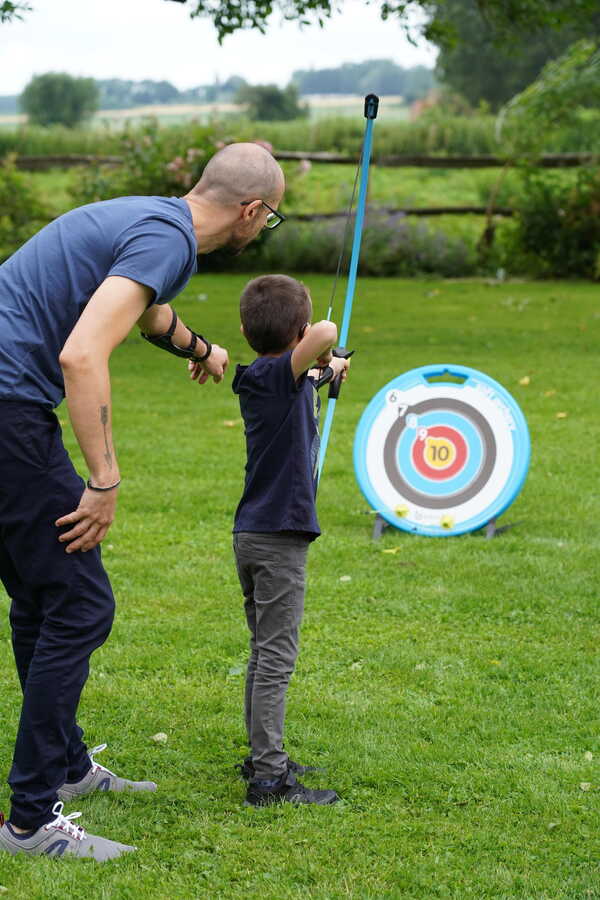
[0, 802, 136, 861]
[58, 744, 157, 802]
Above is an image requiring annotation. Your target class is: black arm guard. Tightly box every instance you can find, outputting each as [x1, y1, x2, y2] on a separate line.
[141, 308, 211, 361]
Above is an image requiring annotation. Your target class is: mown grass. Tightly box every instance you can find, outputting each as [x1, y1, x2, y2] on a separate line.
[1, 275, 600, 898]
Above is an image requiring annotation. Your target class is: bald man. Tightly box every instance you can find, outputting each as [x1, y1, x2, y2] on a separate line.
[0, 143, 285, 860]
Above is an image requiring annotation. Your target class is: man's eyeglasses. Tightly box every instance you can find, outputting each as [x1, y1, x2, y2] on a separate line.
[240, 199, 286, 230]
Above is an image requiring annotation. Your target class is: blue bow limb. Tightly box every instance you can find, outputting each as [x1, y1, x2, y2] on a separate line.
[317, 94, 379, 484]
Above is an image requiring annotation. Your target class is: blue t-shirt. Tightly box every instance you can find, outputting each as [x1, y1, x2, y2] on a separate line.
[232, 350, 321, 539]
[0, 195, 197, 409]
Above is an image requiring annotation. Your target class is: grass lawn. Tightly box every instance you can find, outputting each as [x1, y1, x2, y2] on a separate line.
[1, 274, 600, 898]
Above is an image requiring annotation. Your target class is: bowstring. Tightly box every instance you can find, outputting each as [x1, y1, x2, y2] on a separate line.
[325, 148, 364, 323]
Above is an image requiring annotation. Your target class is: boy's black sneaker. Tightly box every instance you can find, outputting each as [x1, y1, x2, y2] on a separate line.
[245, 769, 339, 807]
[236, 756, 323, 781]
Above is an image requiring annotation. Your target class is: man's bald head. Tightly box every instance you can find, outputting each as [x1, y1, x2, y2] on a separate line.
[191, 142, 284, 207]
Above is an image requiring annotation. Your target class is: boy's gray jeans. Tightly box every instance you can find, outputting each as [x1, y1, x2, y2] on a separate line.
[233, 531, 311, 781]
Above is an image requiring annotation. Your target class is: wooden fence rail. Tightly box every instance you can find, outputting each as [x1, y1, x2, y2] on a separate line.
[12, 151, 600, 172]
[10, 151, 594, 220]
[292, 206, 514, 220]
[276, 151, 599, 168]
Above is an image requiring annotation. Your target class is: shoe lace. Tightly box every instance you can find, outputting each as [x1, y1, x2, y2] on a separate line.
[288, 782, 311, 801]
[89, 743, 117, 778]
[46, 801, 86, 840]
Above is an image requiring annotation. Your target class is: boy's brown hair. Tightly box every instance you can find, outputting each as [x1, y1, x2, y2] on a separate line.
[240, 275, 312, 355]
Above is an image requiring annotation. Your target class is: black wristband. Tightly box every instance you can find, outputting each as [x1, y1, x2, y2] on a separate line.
[87, 478, 121, 492]
[193, 335, 212, 362]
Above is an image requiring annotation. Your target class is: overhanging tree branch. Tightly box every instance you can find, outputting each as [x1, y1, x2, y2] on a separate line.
[0, 1, 32, 23]
[162, 0, 600, 44]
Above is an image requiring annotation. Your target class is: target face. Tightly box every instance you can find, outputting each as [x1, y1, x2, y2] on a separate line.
[354, 364, 530, 536]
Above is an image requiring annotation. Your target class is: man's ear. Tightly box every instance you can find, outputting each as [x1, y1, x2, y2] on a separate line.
[240, 323, 245, 335]
[240, 200, 262, 222]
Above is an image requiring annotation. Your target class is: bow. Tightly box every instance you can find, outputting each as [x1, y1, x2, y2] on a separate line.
[317, 93, 379, 482]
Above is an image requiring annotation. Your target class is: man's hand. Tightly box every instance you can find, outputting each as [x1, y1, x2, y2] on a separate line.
[188, 343, 229, 384]
[55, 486, 118, 553]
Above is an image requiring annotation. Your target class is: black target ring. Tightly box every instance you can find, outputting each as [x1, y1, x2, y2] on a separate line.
[383, 398, 497, 509]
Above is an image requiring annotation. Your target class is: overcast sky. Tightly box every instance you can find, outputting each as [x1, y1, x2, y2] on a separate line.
[0, 0, 437, 95]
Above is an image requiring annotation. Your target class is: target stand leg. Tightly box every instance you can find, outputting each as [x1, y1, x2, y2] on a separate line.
[372, 514, 390, 541]
[484, 517, 524, 539]
[485, 518, 499, 539]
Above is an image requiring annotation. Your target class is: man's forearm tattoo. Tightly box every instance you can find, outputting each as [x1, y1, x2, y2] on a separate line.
[100, 404, 113, 469]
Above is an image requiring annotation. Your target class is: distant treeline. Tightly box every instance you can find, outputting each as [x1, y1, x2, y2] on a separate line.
[0, 60, 434, 115]
[0, 95, 18, 114]
[96, 76, 247, 109]
[0, 76, 246, 115]
[291, 60, 435, 101]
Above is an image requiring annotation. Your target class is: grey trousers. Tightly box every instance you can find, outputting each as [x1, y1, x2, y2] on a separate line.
[233, 531, 310, 780]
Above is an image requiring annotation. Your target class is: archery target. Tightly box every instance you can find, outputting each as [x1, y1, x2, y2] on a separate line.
[354, 364, 530, 537]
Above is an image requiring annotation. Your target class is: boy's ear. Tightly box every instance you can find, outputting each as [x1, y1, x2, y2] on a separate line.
[298, 322, 311, 340]
[240, 323, 245, 335]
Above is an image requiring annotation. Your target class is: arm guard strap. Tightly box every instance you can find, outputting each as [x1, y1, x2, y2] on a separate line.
[141, 308, 211, 361]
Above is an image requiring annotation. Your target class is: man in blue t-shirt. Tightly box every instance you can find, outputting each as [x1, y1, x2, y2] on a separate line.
[0, 143, 285, 860]
[232, 274, 349, 807]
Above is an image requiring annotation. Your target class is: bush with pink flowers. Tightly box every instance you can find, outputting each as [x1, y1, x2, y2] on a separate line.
[71, 119, 223, 205]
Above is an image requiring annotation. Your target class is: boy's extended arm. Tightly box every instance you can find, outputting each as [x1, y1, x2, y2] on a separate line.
[291, 320, 338, 381]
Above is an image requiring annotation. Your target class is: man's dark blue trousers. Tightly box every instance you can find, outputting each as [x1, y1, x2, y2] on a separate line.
[0, 401, 115, 830]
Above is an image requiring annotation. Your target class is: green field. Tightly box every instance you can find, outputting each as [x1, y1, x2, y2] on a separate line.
[1, 275, 600, 898]
[31, 161, 527, 223]
[31, 162, 507, 215]
[28, 162, 535, 270]
[0, 96, 409, 132]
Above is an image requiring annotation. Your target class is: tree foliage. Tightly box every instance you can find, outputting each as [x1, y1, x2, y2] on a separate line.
[3, 0, 600, 40]
[431, 0, 600, 109]
[235, 83, 308, 121]
[0, 1, 30, 23]
[164, 0, 600, 43]
[497, 39, 600, 157]
[20, 73, 99, 128]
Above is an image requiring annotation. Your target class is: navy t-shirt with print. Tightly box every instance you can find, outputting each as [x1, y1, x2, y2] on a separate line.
[232, 350, 321, 539]
[0, 195, 197, 409]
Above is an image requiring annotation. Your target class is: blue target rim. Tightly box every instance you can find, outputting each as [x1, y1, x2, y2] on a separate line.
[353, 363, 531, 537]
